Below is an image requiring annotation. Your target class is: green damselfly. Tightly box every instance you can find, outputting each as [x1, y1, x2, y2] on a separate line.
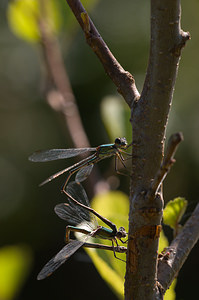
[29, 137, 130, 190]
[37, 181, 127, 280]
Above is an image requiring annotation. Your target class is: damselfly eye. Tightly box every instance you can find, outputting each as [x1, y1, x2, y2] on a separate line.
[114, 138, 122, 145]
[117, 226, 127, 238]
[114, 137, 127, 148]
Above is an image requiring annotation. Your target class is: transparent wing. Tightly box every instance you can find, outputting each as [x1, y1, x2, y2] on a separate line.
[75, 164, 94, 183]
[29, 148, 96, 162]
[37, 240, 85, 280]
[55, 182, 98, 229]
[66, 182, 98, 228]
[66, 181, 90, 207]
[54, 203, 95, 230]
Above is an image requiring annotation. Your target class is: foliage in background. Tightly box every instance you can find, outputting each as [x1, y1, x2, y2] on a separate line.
[86, 190, 128, 299]
[7, 0, 62, 42]
[163, 197, 188, 236]
[101, 96, 131, 144]
[0, 245, 32, 300]
[7, 0, 99, 43]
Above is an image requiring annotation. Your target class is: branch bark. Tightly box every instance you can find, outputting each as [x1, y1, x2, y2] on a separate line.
[147, 132, 184, 201]
[65, 0, 140, 108]
[125, 0, 190, 299]
[157, 203, 199, 294]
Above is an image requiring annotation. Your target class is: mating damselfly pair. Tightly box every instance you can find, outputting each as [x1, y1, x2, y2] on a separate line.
[29, 138, 130, 279]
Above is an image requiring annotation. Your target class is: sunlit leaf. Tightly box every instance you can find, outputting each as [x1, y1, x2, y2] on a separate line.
[86, 249, 124, 299]
[164, 279, 177, 300]
[163, 197, 188, 229]
[101, 96, 131, 143]
[85, 190, 129, 299]
[7, 0, 62, 43]
[159, 217, 177, 299]
[158, 230, 169, 253]
[0, 245, 33, 300]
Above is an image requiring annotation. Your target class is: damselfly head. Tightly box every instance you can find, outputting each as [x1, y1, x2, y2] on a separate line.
[114, 137, 128, 149]
[117, 226, 127, 239]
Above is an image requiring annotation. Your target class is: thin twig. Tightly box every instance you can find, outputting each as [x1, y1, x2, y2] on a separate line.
[37, 0, 102, 192]
[147, 132, 184, 201]
[65, 0, 140, 108]
[38, 0, 90, 149]
[157, 202, 199, 293]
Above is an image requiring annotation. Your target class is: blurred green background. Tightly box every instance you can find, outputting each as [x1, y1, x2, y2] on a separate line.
[0, 0, 199, 299]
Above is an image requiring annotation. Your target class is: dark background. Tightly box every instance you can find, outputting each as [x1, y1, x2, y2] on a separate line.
[0, 0, 199, 299]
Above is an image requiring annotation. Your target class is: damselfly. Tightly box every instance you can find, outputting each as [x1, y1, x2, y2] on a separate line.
[37, 181, 127, 280]
[29, 137, 130, 190]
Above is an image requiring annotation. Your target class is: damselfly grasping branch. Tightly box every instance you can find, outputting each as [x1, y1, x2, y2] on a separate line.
[37, 181, 127, 280]
[29, 137, 131, 190]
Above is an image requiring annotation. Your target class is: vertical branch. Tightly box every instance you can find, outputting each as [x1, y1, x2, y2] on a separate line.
[125, 0, 190, 299]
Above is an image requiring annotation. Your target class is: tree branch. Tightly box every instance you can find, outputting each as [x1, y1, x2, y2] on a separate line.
[38, 0, 103, 193]
[157, 202, 199, 294]
[126, 0, 190, 299]
[65, 0, 140, 108]
[38, 1, 90, 149]
[147, 132, 184, 201]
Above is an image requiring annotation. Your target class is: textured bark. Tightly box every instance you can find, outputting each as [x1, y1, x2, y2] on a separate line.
[125, 1, 190, 299]
[66, 0, 140, 107]
[157, 203, 199, 294]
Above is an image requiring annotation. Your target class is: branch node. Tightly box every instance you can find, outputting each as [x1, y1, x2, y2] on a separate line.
[81, 12, 90, 34]
[170, 31, 191, 57]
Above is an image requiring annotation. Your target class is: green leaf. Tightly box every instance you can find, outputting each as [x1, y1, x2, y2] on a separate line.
[86, 190, 129, 299]
[101, 96, 131, 143]
[0, 245, 33, 300]
[158, 230, 169, 253]
[7, 0, 62, 43]
[164, 279, 177, 300]
[85, 248, 125, 299]
[161, 197, 188, 299]
[163, 197, 188, 230]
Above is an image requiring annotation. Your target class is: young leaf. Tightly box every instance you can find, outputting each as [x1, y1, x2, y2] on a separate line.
[100, 96, 131, 143]
[163, 197, 188, 230]
[85, 190, 129, 299]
